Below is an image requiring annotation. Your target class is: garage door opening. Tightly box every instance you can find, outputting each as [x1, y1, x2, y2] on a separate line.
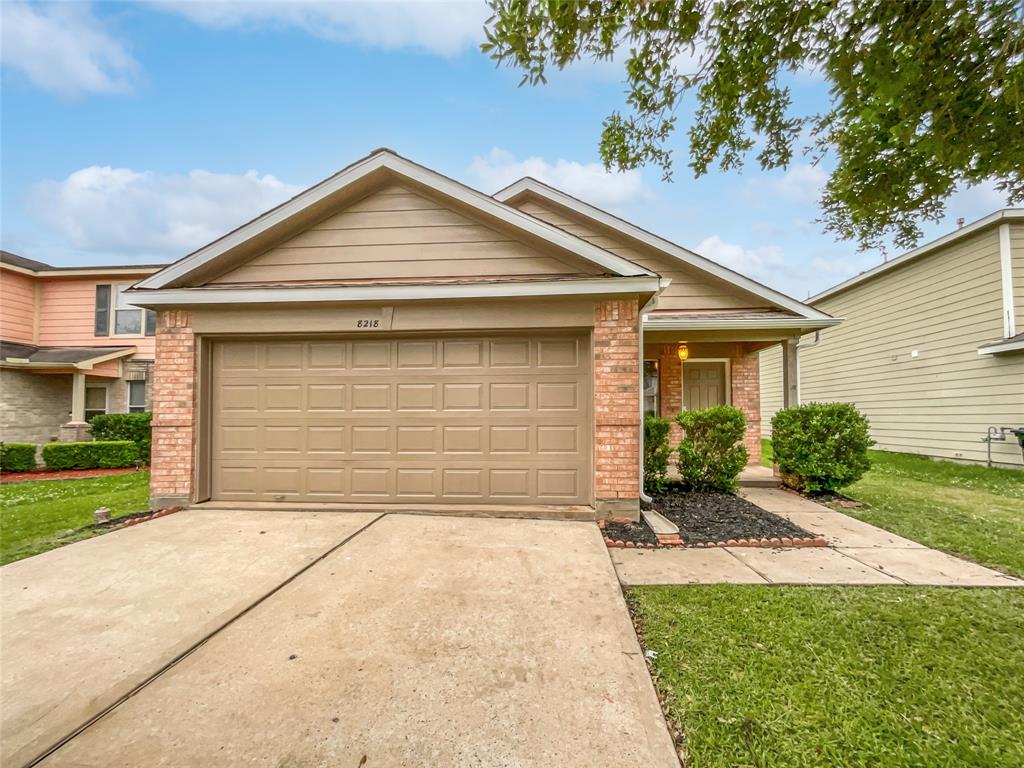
[207, 334, 592, 505]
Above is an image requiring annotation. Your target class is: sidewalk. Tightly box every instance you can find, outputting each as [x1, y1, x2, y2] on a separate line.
[613, 488, 1023, 588]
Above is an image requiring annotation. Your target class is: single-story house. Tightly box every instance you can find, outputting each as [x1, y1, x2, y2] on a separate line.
[0, 251, 164, 447]
[127, 149, 836, 516]
[761, 209, 1024, 468]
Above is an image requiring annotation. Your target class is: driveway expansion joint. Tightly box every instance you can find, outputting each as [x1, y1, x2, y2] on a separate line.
[23, 512, 385, 768]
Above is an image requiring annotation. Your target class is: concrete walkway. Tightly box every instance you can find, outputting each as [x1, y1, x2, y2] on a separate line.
[613, 488, 1023, 588]
[4, 511, 677, 768]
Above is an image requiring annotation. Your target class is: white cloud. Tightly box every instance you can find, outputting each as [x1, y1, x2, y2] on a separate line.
[469, 148, 653, 212]
[746, 163, 828, 206]
[0, 1, 138, 97]
[29, 166, 303, 259]
[153, 0, 489, 57]
[695, 235, 786, 282]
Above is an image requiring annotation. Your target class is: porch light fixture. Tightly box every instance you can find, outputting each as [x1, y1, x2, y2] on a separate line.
[677, 342, 689, 361]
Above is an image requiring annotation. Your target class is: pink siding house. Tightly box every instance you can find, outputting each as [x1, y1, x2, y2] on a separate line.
[0, 251, 164, 447]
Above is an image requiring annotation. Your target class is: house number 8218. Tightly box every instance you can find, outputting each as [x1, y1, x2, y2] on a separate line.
[356, 319, 380, 328]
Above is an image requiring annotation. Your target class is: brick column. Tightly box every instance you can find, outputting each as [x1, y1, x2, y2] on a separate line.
[658, 345, 683, 446]
[593, 298, 641, 518]
[730, 353, 761, 465]
[149, 309, 196, 509]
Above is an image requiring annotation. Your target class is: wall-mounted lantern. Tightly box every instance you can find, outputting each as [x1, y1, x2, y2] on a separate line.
[677, 342, 689, 362]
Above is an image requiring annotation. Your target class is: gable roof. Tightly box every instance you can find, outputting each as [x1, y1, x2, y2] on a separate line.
[135, 149, 656, 292]
[0, 249, 165, 277]
[809, 208, 1024, 304]
[493, 177, 834, 323]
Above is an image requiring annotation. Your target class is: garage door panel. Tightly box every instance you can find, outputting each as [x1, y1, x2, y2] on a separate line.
[210, 335, 591, 504]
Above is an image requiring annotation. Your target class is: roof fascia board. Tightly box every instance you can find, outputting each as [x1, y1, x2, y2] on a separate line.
[1, 263, 161, 278]
[75, 347, 137, 368]
[126, 276, 663, 306]
[494, 177, 833, 322]
[642, 317, 842, 331]
[811, 209, 1024, 304]
[137, 152, 654, 291]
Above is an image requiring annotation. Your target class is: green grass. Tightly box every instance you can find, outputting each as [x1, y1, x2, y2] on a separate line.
[761, 441, 1024, 577]
[631, 585, 1024, 768]
[0, 472, 150, 565]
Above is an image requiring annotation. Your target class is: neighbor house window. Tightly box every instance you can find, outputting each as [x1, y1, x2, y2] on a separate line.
[643, 359, 659, 417]
[84, 384, 108, 422]
[97, 284, 156, 337]
[127, 380, 147, 413]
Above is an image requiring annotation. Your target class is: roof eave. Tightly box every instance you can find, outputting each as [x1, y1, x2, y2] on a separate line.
[642, 317, 843, 331]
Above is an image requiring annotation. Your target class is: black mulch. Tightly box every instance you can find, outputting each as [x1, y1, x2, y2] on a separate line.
[602, 520, 658, 546]
[646, 487, 816, 545]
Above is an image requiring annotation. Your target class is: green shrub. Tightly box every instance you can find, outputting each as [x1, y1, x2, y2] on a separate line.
[675, 405, 749, 492]
[42, 441, 140, 470]
[1, 443, 36, 472]
[771, 402, 874, 493]
[89, 412, 152, 460]
[643, 415, 673, 493]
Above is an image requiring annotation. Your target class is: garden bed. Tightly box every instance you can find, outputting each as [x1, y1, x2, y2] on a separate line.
[0, 467, 145, 484]
[600, 518, 658, 548]
[645, 487, 821, 546]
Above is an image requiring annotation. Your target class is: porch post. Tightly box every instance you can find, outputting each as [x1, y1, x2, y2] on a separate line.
[70, 372, 86, 423]
[781, 339, 798, 408]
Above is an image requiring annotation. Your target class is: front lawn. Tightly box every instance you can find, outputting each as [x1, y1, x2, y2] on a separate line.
[762, 443, 1024, 578]
[631, 585, 1024, 768]
[0, 472, 150, 565]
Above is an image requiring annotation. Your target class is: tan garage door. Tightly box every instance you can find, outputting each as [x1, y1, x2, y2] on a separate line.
[210, 335, 591, 505]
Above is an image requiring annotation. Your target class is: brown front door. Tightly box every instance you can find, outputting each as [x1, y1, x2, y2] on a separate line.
[683, 362, 726, 410]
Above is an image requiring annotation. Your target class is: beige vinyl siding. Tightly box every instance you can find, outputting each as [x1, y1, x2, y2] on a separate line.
[762, 226, 1024, 467]
[1011, 222, 1024, 327]
[514, 198, 770, 311]
[759, 344, 783, 437]
[211, 184, 602, 285]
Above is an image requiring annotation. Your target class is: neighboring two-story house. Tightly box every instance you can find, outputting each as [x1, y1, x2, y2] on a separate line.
[761, 209, 1024, 468]
[0, 251, 164, 447]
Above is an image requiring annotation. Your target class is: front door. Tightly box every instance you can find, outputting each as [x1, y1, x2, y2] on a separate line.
[683, 361, 726, 410]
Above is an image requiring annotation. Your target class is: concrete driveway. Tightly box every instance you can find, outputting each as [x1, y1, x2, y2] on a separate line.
[2, 511, 677, 767]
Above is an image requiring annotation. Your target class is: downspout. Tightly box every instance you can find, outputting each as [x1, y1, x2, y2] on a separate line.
[794, 330, 822, 406]
[638, 278, 671, 503]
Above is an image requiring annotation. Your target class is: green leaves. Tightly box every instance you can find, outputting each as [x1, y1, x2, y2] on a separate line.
[483, 0, 1024, 250]
[771, 402, 874, 493]
[675, 405, 749, 492]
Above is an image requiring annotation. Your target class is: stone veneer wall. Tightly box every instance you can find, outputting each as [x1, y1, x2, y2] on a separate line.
[149, 310, 196, 508]
[0, 369, 71, 447]
[593, 298, 641, 517]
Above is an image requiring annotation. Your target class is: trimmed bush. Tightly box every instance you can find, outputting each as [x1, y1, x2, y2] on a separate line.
[42, 441, 139, 470]
[643, 415, 673, 493]
[675, 405, 749, 492]
[771, 402, 874, 493]
[1, 443, 36, 472]
[89, 412, 152, 461]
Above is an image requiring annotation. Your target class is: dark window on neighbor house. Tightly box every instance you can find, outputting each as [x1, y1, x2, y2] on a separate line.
[84, 384, 108, 422]
[96, 284, 155, 337]
[94, 285, 111, 337]
[128, 380, 147, 413]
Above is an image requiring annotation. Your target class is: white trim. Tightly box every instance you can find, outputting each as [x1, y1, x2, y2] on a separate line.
[76, 347, 136, 369]
[0, 347, 135, 371]
[0, 263, 161, 278]
[494, 177, 833, 322]
[126, 276, 663, 306]
[978, 337, 1024, 355]
[642, 317, 842, 331]
[84, 381, 109, 419]
[127, 379, 147, 412]
[999, 223, 1016, 338]
[811, 209, 1024, 304]
[136, 151, 654, 290]
[681, 358, 731, 409]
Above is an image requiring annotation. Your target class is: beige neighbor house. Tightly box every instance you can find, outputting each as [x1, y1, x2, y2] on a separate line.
[127, 149, 836, 517]
[761, 209, 1024, 469]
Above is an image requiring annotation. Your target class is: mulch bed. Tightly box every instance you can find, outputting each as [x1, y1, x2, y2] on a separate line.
[600, 518, 658, 548]
[646, 488, 821, 547]
[0, 467, 145, 484]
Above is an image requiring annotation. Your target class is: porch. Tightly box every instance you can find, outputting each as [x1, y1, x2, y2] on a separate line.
[642, 309, 812, 467]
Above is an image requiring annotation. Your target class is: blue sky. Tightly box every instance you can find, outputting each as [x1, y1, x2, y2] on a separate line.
[1, 1, 1011, 299]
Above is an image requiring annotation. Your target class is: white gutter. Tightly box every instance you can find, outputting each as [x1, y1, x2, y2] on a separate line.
[126, 276, 663, 306]
[637, 285, 669, 505]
